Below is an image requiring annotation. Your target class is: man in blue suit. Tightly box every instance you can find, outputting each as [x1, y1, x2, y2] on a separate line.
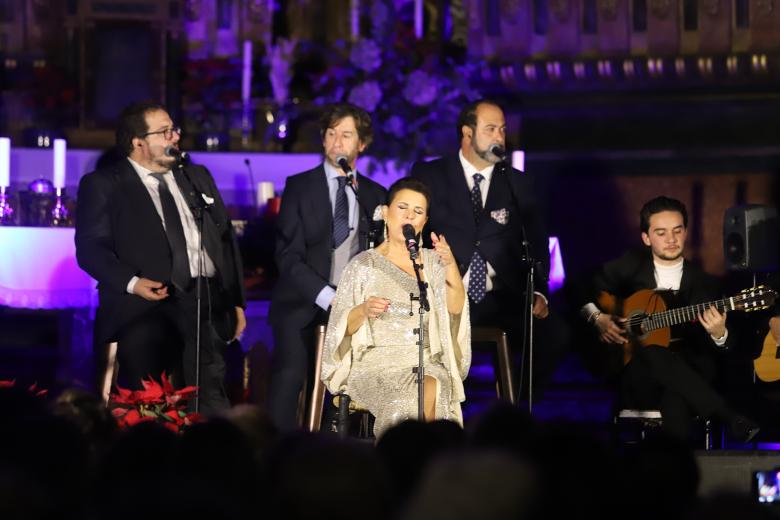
[268, 103, 387, 430]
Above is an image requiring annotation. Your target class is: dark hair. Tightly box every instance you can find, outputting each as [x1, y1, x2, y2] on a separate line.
[456, 99, 501, 141]
[319, 103, 373, 148]
[387, 177, 431, 212]
[115, 101, 166, 156]
[639, 196, 688, 233]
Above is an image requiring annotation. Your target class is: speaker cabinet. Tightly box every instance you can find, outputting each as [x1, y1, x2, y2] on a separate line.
[724, 205, 780, 272]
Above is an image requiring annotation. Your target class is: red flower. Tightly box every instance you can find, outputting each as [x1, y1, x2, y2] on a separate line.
[0, 380, 47, 396]
[162, 421, 180, 433]
[109, 373, 200, 433]
[123, 409, 143, 427]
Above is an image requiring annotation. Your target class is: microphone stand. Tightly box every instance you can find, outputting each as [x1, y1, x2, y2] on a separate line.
[409, 252, 430, 421]
[518, 226, 536, 413]
[177, 158, 208, 413]
[496, 160, 541, 413]
[343, 171, 379, 249]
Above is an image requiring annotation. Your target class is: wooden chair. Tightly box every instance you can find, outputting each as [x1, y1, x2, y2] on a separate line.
[472, 327, 516, 404]
[100, 342, 119, 405]
[305, 325, 372, 436]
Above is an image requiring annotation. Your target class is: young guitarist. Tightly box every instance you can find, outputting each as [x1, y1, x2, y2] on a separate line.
[580, 196, 759, 442]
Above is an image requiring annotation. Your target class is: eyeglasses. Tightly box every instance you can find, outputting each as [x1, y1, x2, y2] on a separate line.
[141, 126, 181, 140]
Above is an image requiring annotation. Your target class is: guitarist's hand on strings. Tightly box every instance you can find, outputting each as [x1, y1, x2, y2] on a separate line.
[698, 305, 727, 340]
[770, 316, 780, 346]
[594, 313, 628, 344]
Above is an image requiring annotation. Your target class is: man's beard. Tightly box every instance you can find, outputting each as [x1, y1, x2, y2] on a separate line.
[656, 249, 684, 262]
[152, 155, 176, 173]
[472, 140, 501, 164]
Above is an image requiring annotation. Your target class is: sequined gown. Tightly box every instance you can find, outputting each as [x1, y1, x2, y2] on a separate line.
[321, 248, 471, 438]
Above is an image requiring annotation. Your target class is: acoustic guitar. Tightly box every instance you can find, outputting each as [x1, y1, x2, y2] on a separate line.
[755, 330, 780, 383]
[597, 286, 776, 366]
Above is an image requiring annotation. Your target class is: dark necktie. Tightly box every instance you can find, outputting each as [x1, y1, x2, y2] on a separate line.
[468, 173, 487, 303]
[150, 172, 191, 291]
[333, 176, 350, 248]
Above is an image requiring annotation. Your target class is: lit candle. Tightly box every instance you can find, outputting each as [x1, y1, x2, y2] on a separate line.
[0, 138, 9, 188]
[351, 0, 360, 40]
[415, 0, 423, 39]
[53, 138, 66, 189]
[241, 40, 252, 107]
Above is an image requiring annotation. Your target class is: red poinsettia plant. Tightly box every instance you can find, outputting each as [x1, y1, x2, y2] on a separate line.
[110, 373, 202, 433]
[0, 380, 48, 397]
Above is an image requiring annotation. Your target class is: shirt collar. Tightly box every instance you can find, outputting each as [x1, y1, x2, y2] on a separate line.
[324, 159, 355, 185]
[654, 258, 684, 271]
[459, 149, 495, 182]
[127, 157, 171, 180]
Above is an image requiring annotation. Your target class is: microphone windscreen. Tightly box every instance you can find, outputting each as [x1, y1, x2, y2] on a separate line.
[402, 224, 416, 241]
[489, 144, 506, 160]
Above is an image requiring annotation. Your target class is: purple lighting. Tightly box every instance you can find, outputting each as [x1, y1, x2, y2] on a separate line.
[0, 227, 96, 309]
[28, 178, 54, 194]
[548, 237, 565, 293]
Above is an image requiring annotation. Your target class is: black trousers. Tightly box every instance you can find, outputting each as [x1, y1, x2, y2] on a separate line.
[620, 345, 730, 440]
[115, 277, 234, 414]
[268, 310, 328, 431]
[469, 289, 570, 402]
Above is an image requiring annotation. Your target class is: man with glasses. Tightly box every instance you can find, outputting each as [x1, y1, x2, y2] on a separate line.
[76, 101, 246, 413]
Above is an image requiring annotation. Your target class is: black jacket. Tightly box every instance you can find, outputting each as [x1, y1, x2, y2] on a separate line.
[411, 154, 549, 296]
[268, 164, 387, 327]
[75, 158, 245, 344]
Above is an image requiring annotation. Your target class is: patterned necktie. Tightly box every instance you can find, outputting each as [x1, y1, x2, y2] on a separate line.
[468, 173, 487, 303]
[332, 176, 350, 248]
[150, 172, 191, 291]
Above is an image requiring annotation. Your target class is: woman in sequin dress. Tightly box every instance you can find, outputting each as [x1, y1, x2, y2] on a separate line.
[321, 178, 471, 437]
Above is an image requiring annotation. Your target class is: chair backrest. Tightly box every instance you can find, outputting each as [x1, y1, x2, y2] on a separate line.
[306, 325, 328, 432]
[101, 342, 119, 406]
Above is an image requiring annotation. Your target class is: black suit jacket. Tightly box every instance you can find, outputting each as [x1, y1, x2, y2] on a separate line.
[268, 164, 387, 327]
[590, 248, 735, 377]
[410, 154, 549, 296]
[75, 158, 245, 344]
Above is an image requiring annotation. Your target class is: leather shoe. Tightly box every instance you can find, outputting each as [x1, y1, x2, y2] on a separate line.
[730, 415, 760, 443]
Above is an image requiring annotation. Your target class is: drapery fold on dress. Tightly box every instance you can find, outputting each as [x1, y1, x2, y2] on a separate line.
[321, 248, 471, 434]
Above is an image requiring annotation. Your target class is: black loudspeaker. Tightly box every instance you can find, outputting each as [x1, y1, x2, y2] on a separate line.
[696, 451, 780, 498]
[723, 205, 780, 272]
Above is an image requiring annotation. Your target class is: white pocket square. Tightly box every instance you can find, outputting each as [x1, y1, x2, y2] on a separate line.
[372, 204, 384, 221]
[490, 208, 509, 225]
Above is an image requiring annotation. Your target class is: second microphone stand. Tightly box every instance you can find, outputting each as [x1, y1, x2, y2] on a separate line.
[409, 251, 430, 421]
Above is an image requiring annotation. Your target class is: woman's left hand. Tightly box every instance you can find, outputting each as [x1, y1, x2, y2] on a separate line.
[431, 232, 455, 267]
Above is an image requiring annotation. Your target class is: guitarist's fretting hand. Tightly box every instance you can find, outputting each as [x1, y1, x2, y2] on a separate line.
[698, 306, 727, 340]
[770, 316, 780, 345]
[594, 313, 628, 344]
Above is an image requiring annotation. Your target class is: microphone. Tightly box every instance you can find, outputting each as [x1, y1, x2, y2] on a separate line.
[164, 146, 189, 162]
[336, 155, 356, 187]
[489, 143, 507, 161]
[336, 155, 352, 173]
[244, 158, 258, 210]
[402, 224, 419, 260]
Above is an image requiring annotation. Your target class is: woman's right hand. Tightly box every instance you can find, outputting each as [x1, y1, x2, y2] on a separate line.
[361, 296, 390, 319]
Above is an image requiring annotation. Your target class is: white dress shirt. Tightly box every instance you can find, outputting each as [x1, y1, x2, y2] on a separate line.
[125, 157, 216, 294]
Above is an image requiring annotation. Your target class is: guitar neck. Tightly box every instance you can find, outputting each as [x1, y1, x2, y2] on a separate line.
[644, 298, 733, 332]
